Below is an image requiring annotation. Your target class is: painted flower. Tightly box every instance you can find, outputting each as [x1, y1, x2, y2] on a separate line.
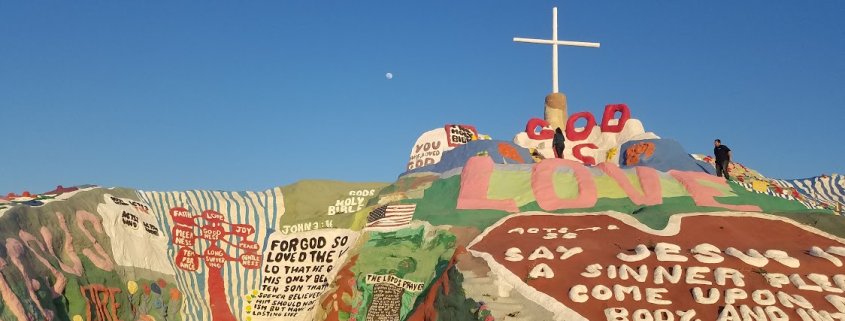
[252, 290, 258, 296]
[73, 315, 83, 321]
[480, 305, 487, 310]
[143, 283, 151, 295]
[150, 283, 161, 295]
[157, 279, 167, 288]
[127, 281, 139, 295]
[170, 288, 181, 300]
[485, 316, 494, 321]
[351, 307, 358, 314]
[246, 306, 252, 312]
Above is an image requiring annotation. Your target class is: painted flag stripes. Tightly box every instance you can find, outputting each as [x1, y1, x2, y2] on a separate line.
[773, 176, 845, 208]
[736, 182, 818, 210]
[367, 204, 417, 228]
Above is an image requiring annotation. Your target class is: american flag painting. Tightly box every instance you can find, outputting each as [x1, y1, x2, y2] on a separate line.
[366, 204, 417, 228]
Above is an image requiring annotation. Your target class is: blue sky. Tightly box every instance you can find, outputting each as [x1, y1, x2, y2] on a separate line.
[1, 1, 843, 194]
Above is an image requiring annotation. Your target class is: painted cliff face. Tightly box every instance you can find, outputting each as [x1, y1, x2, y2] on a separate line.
[1, 99, 840, 321]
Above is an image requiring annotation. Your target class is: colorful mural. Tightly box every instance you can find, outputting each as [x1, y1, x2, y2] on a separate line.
[1, 104, 843, 321]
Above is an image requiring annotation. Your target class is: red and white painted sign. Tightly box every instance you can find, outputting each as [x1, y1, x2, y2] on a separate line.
[445, 124, 478, 147]
[514, 104, 658, 165]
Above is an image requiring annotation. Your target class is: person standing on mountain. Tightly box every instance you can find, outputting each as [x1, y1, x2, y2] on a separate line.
[714, 139, 732, 179]
[553, 128, 566, 159]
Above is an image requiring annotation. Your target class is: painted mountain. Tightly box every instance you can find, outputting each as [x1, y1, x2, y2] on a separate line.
[2, 104, 844, 321]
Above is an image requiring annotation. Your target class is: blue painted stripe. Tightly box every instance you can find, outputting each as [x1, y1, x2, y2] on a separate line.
[137, 187, 288, 321]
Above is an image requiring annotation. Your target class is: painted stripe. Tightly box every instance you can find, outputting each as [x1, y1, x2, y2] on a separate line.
[137, 188, 285, 321]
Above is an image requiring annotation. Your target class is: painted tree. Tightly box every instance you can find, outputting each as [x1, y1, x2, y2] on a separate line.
[170, 207, 262, 321]
[321, 255, 359, 321]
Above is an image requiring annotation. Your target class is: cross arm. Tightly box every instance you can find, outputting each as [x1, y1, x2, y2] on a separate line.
[513, 37, 600, 48]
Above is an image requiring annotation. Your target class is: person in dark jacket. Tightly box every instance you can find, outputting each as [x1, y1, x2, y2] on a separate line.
[553, 128, 566, 159]
[714, 139, 732, 179]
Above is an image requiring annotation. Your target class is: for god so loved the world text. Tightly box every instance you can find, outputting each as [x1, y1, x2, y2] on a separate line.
[250, 229, 357, 320]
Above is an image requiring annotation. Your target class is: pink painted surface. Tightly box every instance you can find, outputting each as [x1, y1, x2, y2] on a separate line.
[76, 210, 116, 271]
[19, 230, 68, 298]
[49, 212, 84, 275]
[0, 257, 27, 321]
[596, 163, 663, 206]
[456, 156, 519, 212]
[531, 158, 598, 211]
[669, 170, 762, 211]
[6, 239, 53, 319]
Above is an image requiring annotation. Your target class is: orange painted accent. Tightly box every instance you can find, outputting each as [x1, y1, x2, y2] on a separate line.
[625, 142, 655, 165]
[170, 288, 181, 300]
[497, 143, 525, 164]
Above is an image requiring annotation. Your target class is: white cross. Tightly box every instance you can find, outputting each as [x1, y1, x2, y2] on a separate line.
[514, 7, 600, 93]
